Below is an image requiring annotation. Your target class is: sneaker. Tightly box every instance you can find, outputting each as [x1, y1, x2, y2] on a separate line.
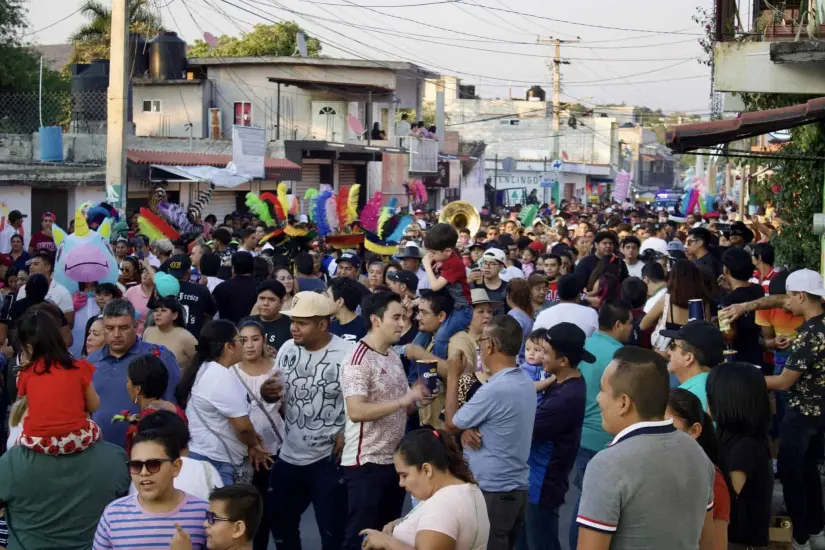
[794, 539, 812, 550]
[810, 531, 825, 550]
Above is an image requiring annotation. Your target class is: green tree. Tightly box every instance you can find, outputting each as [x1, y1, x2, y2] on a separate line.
[68, 0, 164, 65]
[188, 22, 321, 58]
[0, 0, 65, 92]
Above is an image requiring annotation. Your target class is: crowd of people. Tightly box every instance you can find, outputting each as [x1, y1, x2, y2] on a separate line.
[0, 194, 820, 550]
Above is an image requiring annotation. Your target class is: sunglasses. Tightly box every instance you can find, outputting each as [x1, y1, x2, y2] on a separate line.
[206, 511, 234, 525]
[127, 458, 174, 474]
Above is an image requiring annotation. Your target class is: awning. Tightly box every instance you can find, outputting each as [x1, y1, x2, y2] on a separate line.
[665, 97, 825, 153]
[127, 150, 302, 180]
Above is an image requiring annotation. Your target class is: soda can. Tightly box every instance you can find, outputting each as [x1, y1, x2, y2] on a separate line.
[688, 299, 704, 322]
[418, 360, 440, 393]
[723, 349, 737, 362]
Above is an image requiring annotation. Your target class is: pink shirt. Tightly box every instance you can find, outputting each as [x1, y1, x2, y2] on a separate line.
[392, 484, 489, 550]
[124, 284, 151, 335]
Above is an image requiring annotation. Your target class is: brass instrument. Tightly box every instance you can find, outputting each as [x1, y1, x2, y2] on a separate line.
[439, 201, 481, 235]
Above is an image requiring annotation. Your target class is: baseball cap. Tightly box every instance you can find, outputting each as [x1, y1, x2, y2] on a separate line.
[284, 291, 332, 317]
[528, 241, 545, 254]
[338, 252, 361, 269]
[659, 320, 725, 366]
[165, 255, 192, 278]
[387, 270, 419, 293]
[469, 241, 487, 251]
[8, 210, 26, 222]
[667, 240, 686, 259]
[481, 248, 506, 265]
[544, 322, 596, 364]
[153, 272, 180, 298]
[786, 269, 825, 297]
[730, 221, 754, 243]
[42, 212, 56, 221]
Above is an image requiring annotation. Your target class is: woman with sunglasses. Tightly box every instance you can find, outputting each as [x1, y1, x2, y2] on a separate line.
[176, 320, 272, 487]
[119, 256, 141, 290]
[95, 428, 209, 549]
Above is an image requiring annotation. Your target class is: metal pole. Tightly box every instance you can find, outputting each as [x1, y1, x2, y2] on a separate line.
[276, 82, 281, 140]
[38, 56, 43, 129]
[493, 153, 498, 210]
[105, 0, 129, 208]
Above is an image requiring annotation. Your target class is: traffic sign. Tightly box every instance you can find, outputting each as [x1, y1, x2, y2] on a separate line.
[551, 159, 564, 172]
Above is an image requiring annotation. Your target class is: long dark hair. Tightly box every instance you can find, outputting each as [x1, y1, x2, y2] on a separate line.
[668, 260, 711, 308]
[668, 388, 734, 501]
[506, 278, 534, 318]
[16, 308, 75, 374]
[24, 273, 50, 303]
[176, 320, 238, 408]
[396, 428, 475, 484]
[707, 362, 771, 449]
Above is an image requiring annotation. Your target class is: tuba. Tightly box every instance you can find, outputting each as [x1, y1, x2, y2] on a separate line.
[439, 201, 481, 235]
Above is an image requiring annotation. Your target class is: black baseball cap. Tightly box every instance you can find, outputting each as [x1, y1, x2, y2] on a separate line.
[8, 210, 26, 222]
[469, 241, 487, 251]
[387, 269, 419, 293]
[165, 254, 192, 278]
[338, 252, 361, 269]
[659, 320, 725, 366]
[544, 322, 596, 364]
[730, 221, 754, 243]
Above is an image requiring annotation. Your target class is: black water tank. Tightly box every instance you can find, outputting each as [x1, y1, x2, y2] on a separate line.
[71, 59, 109, 121]
[149, 32, 187, 80]
[129, 34, 150, 78]
[526, 85, 546, 102]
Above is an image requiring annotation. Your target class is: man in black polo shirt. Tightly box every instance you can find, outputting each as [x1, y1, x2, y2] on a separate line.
[163, 254, 216, 338]
[574, 230, 627, 287]
[686, 227, 722, 279]
[213, 251, 259, 324]
[242, 279, 292, 354]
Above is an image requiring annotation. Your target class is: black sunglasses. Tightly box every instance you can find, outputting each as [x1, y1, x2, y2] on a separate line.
[127, 458, 175, 474]
[206, 511, 234, 525]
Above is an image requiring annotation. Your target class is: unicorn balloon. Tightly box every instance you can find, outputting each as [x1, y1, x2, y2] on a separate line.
[53, 210, 119, 294]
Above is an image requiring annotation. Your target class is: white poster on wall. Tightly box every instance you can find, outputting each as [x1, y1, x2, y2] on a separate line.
[232, 125, 265, 178]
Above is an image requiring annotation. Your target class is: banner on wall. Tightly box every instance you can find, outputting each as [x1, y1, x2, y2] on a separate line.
[612, 170, 631, 202]
[382, 152, 409, 206]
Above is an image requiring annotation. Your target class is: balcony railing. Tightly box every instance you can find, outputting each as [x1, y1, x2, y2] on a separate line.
[401, 136, 439, 173]
[715, 0, 824, 42]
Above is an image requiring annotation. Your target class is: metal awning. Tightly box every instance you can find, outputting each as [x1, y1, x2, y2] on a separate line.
[267, 77, 393, 94]
[126, 149, 302, 180]
[665, 97, 825, 153]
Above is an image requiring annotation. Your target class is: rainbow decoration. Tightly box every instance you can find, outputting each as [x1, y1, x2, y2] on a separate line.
[137, 207, 180, 242]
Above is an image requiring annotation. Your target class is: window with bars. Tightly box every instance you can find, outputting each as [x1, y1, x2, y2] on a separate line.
[234, 102, 253, 126]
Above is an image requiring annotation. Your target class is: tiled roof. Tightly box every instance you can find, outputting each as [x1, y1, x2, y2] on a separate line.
[126, 149, 301, 172]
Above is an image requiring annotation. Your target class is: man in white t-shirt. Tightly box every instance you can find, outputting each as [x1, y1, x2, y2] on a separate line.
[340, 291, 428, 550]
[17, 251, 74, 327]
[269, 291, 355, 550]
[534, 274, 598, 337]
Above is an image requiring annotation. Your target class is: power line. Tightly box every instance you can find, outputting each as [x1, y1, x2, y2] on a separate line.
[565, 74, 708, 87]
[21, 3, 88, 37]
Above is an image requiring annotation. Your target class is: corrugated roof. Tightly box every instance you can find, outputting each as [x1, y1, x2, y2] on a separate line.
[665, 97, 825, 153]
[126, 149, 301, 172]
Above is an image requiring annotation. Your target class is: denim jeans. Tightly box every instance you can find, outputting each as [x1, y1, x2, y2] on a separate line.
[516, 503, 560, 550]
[188, 451, 235, 487]
[269, 456, 347, 550]
[778, 409, 825, 544]
[342, 464, 406, 550]
[569, 447, 599, 550]
[432, 307, 473, 359]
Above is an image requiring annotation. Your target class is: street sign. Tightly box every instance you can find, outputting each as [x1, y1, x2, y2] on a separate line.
[551, 159, 564, 173]
[540, 174, 556, 189]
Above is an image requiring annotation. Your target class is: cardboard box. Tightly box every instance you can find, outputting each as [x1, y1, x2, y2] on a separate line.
[769, 516, 792, 550]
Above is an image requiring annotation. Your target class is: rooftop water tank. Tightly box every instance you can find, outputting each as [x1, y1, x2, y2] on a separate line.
[71, 60, 109, 121]
[149, 32, 187, 80]
[129, 34, 150, 78]
[526, 85, 546, 102]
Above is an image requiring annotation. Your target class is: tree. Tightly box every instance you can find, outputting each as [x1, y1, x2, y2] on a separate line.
[69, 0, 164, 65]
[188, 22, 321, 58]
[0, 0, 67, 92]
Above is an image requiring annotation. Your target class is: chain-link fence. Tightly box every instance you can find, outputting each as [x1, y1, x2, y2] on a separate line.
[0, 90, 108, 134]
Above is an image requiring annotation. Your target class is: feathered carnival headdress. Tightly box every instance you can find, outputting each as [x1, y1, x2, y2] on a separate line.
[316, 184, 367, 249]
[359, 192, 413, 255]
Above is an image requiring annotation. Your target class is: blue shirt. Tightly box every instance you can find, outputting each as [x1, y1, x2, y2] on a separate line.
[579, 331, 624, 452]
[508, 309, 533, 364]
[453, 366, 536, 492]
[88, 339, 180, 447]
[519, 362, 545, 404]
[680, 371, 709, 411]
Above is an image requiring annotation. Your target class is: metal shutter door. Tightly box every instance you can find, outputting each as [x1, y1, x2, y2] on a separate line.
[295, 164, 321, 214]
[206, 191, 239, 225]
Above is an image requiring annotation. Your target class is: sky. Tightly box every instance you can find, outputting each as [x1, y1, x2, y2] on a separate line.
[23, 0, 714, 114]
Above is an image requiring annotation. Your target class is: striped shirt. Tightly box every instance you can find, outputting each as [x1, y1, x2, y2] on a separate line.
[340, 341, 409, 466]
[93, 492, 208, 549]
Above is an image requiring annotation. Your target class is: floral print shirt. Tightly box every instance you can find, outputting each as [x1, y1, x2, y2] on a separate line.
[785, 314, 825, 417]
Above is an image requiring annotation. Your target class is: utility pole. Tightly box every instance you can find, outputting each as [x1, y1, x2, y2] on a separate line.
[537, 36, 579, 204]
[106, 0, 129, 208]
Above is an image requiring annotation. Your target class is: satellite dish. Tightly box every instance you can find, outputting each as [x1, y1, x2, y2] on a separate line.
[347, 115, 365, 135]
[296, 33, 308, 57]
[203, 32, 218, 49]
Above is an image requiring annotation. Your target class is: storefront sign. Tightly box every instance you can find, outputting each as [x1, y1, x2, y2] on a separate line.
[494, 171, 542, 187]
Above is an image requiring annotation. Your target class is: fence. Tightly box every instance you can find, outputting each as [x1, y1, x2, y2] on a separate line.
[0, 90, 108, 134]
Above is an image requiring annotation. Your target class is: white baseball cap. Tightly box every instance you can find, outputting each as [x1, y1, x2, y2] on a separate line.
[786, 269, 825, 297]
[481, 248, 506, 265]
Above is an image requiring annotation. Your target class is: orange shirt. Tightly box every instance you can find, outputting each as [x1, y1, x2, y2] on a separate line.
[18, 358, 95, 437]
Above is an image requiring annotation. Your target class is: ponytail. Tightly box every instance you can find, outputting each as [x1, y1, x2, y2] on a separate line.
[396, 427, 476, 485]
[176, 320, 238, 408]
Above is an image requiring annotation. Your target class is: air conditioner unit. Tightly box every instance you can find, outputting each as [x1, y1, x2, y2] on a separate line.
[208, 108, 222, 139]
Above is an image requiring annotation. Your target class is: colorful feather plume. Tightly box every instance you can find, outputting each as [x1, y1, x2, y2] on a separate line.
[304, 188, 319, 201]
[260, 192, 285, 222]
[336, 186, 350, 230]
[347, 185, 360, 224]
[360, 192, 383, 233]
[158, 202, 194, 235]
[326, 195, 339, 233]
[288, 195, 299, 215]
[408, 179, 427, 204]
[377, 206, 392, 238]
[277, 183, 290, 219]
[187, 184, 214, 223]
[137, 207, 180, 242]
[314, 191, 333, 236]
[519, 204, 538, 228]
[245, 193, 275, 227]
[387, 215, 413, 243]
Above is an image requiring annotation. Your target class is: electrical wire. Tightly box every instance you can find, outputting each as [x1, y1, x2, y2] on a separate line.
[20, 3, 88, 37]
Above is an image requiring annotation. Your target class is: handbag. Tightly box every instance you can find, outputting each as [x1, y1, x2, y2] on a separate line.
[651, 293, 672, 352]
